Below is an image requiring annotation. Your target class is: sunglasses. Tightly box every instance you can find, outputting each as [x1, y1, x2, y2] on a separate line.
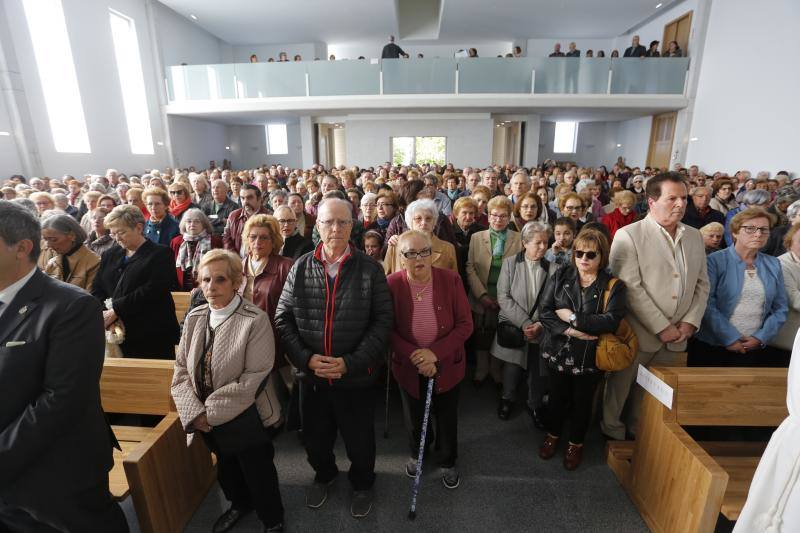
[574, 250, 599, 260]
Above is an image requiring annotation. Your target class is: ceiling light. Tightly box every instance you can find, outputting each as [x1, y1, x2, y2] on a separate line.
[225, 146, 230, 150]
[189, 14, 198, 20]
[616, 143, 622, 147]
[156, 141, 164, 146]
[655, 3, 662, 8]
[0, 131, 10, 136]
[690, 137, 699, 141]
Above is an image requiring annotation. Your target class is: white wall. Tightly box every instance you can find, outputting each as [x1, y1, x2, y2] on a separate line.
[4, 0, 171, 176]
[526, 38, 614, 58]
[226, 122, 302, 170]
[328, 40, 513, 60]
[344, 116, 493, 168]
[538, 117, 651, 168]
[0, 90, 23, 176]
[153, 2, 223, 67]
[168, 116, 227, 169]
[685, 0, 799, 175]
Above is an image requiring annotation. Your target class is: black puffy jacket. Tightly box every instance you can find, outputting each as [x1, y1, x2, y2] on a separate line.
[274, 244, 392, 388]
[539, 265, 626, 375]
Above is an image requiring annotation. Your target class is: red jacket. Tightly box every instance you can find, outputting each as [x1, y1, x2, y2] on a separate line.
[222, 206, 269, 255]
[387, 267, 473, 398]
[602, 208, 637, 240]
[239, 254, 293, 363]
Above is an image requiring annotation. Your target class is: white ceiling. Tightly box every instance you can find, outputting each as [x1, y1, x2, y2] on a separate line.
[158, 0, 677, 46]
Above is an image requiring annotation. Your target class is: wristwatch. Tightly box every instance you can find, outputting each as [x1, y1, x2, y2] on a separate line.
[568, 313, 577, 326]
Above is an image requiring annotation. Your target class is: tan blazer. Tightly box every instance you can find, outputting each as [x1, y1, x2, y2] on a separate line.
[609, 215, 709, 352]
[384, 234, 457, 276]
[43, 245, 100, 291]
[465, 229, 523, 314]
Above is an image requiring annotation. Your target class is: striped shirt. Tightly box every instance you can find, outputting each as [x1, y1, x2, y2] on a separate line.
[409, 278, 438, 347]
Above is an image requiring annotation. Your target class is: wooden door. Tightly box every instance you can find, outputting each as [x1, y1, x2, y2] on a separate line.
[663, 11, 693, 55]
[647, 112, 676, 170]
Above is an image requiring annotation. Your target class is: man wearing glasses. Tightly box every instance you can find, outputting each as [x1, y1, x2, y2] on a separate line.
[275, 198, 392, 519]
[602, 172, 709, 441]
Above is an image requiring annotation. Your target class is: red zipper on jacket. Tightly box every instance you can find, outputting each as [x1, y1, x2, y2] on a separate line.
[320, 247, 351, 385]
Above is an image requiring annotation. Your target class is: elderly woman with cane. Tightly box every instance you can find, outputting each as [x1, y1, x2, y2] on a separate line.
[387, 230, 473, 491]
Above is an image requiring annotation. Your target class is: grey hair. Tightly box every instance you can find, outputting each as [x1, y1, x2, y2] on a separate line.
[741, 189, 771, 207]
[787, 200, 800, 220]
[360, 192, 377, 207]
[511, 171, 531, 185]
[41, 213, 88, 243]
[690, 186, 712, 196]
[404, 199, 439, 228]
[0, 200, 41, 261]
[178, 208, 213, 234]
[269, 189, 288, 202]
[12, 197, 37, 215]
[521, 221, 552, 244]
[211, 178, 228, 189]
[317, 197, 353, 220]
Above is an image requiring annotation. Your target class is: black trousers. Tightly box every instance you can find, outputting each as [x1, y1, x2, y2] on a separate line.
[687, 337, 791, 367]
[303, 384, 376, 491]
[547, 371, 603, 444]
[400, 376, 460, 468]
[212, 438, 283, 528]
[0, 480, 128, 533]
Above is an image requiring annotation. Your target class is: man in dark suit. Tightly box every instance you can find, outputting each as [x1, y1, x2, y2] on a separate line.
[380, 35, 408, 59]
[0, 201, 128, 532]
[623, 35, 647, 57]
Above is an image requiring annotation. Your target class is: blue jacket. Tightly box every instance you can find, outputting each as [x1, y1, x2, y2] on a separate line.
[144, 215, 180, 246]
[723, 206, 744, 246]
[696, 246, 787, 346]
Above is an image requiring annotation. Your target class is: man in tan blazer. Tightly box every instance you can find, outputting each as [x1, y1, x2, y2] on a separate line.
[465, 198, 522, 386]
[602, 172, 709, 440]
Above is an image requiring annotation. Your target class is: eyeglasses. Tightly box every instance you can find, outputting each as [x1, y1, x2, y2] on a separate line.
[168, 190, 185, 195]
[401, 247, 432, 260]
[489, 213, 509, 220]
[740, 225, 770, 235]
[564, 205, 583, 212]
[318, 219, 353, 229]
[377, 202, 394, 208]
[574, 250, 599, 260]
[277, 219, 296, 225]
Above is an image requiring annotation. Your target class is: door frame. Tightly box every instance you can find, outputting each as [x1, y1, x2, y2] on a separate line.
[646, 112, 677, 169]
[662, 10, 693, 55]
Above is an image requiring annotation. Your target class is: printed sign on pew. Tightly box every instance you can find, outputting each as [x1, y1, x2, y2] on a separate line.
[636, 365, 674, 409]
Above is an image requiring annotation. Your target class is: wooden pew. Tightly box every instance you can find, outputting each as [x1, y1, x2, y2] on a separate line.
[606, 367, 787, 533]
[101, 358, 215, 533]
[172, 291, 191, 325]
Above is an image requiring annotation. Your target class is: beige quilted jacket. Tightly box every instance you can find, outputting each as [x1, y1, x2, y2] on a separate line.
[171, 298, 280, 444]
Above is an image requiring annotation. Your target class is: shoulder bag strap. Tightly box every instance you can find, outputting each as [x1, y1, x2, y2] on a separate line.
[602, 277, 618, 312]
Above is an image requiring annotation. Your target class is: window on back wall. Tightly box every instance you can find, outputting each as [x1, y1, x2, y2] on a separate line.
[266, 124, 288, 155]
[22, 0, 91, 153]
[391, 136, 446, 166]
[109, 9, 154, 155]
[553, 121, 578, 153]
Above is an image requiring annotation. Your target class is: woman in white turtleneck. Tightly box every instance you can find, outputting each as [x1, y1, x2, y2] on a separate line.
[171, 249, 285, 532]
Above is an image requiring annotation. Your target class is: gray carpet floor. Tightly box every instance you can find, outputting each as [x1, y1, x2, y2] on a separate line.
[122, 378, 647, 533]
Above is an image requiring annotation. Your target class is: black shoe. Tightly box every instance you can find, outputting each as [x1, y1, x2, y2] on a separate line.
[498, 399, 513, 420]
[350, 489, 374, 518]
[527, 405, 547, 430]
[263, 523, 283, 533]
[306, 477, 336, 509]
[213, 506, 251, 533]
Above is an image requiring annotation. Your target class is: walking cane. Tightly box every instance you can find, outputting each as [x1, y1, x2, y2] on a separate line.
[408, 376, 435, 520]
[384, 350, 391, 438]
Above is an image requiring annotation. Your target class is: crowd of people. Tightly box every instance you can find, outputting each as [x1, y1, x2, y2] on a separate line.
[1, 157, 797, 531]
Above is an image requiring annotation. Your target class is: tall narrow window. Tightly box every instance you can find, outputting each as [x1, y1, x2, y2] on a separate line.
[266, 124, 288, 155]
[22, 0, 91, 153]
[553, 121, 578, 153]
[109, 9, 153, 154]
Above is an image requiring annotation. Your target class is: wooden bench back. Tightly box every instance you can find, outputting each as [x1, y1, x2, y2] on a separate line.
[101, 358, 176, 415]
[662, 367, 788, 427]
[172, 291, 191, 324]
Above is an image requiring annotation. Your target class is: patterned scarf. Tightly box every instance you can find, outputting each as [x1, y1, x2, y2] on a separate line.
[176, 232, 211, 272]
[489, 228, 507, 257]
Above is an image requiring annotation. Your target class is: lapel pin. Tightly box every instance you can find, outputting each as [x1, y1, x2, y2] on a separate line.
[18, 306, 27, 315]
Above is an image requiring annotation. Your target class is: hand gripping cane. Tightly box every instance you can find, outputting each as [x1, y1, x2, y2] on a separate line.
[408, 376, 435, 520]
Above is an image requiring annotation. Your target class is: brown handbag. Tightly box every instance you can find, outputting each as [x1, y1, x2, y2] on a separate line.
[595, 278, 638, 372]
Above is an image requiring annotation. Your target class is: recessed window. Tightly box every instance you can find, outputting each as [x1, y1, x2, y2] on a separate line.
[22, 0, 91, 153]
[392, 136, 446, 165]
[109, 9, 154, 155]
[266, 124, 288, 155]
[553, 121, 578, 153]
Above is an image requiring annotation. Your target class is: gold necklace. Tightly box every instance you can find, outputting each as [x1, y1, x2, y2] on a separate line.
[409, 277, 431, 301]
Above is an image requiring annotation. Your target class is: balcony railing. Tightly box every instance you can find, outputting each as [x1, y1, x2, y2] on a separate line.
[166, 57, 690, 102]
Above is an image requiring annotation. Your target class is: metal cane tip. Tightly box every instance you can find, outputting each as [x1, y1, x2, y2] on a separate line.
[408, 510, 417, 520]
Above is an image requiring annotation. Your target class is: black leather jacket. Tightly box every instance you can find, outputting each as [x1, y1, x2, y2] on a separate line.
[539, 265, 626, 375]
[274, 244, 392, 387]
